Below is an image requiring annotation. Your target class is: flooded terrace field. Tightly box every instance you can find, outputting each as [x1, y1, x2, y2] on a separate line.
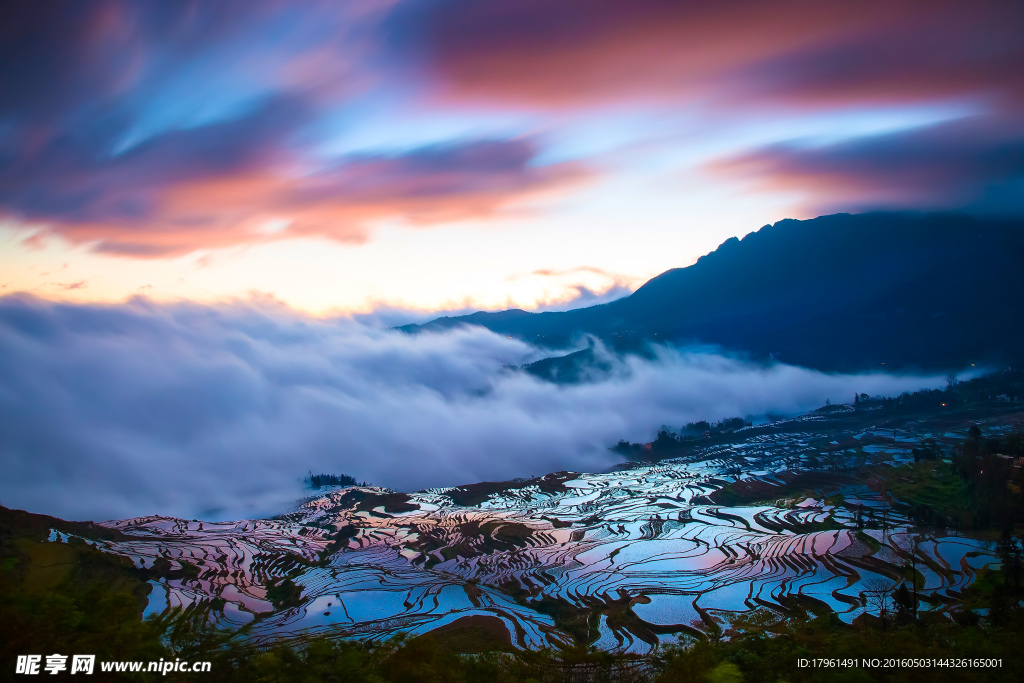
[56, 403, 1024, 652]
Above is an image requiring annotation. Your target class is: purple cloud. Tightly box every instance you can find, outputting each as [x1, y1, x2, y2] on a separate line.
[713, 118, 1024, 215]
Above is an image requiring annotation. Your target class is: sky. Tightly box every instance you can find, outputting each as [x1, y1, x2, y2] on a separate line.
[2, 0, 1022, 316]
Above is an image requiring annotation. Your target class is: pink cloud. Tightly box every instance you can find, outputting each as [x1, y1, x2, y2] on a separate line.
[405, 0, 1024, 110]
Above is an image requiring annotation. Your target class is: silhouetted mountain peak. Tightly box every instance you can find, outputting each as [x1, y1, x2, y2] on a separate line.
[405, 212, 1024, 371]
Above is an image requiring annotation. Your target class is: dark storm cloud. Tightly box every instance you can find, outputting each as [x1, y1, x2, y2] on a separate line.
[0, 296, 949, 522]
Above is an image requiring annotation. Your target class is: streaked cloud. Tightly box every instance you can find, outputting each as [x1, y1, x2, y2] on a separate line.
[0, 90, 587, 256]
[2, 0, 1022, 314]
[712, 118, 1024, 215]
[399, 0, 1024, 110]
[0, 1, 589, 257]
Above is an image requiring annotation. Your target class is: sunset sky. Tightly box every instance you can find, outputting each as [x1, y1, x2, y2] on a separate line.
[2, 0, 1022, 317]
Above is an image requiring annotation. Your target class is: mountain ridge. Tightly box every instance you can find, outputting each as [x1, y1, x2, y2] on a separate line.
[403, 212, 1024, 372]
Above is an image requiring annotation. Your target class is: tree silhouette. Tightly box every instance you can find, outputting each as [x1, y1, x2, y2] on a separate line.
[892, 534, 922, 618]
[864, 578, 894, 631]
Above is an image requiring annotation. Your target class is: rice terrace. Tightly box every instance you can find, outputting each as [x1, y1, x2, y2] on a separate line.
[7, 374, 1023, 680]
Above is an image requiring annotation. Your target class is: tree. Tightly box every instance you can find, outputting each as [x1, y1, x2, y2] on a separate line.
[706, 661, 743, 683]
[306, 472, 359, 489]
[996, 527, 1023, 591]
[653, 430, 680, 453]
[612, 440, 634, 456]
[892, 534, 922, 618]
[864, 579, 894, 631]
[893, 582, 914, 616]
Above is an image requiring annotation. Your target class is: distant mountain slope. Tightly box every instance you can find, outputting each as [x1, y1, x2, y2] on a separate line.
[404, 213, 1024, 371]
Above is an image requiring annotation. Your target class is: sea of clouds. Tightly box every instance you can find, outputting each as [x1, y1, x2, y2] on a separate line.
[0, 295, 953, 521]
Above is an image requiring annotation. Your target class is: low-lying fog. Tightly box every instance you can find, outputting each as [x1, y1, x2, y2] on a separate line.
[0, 296, 953, 521]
